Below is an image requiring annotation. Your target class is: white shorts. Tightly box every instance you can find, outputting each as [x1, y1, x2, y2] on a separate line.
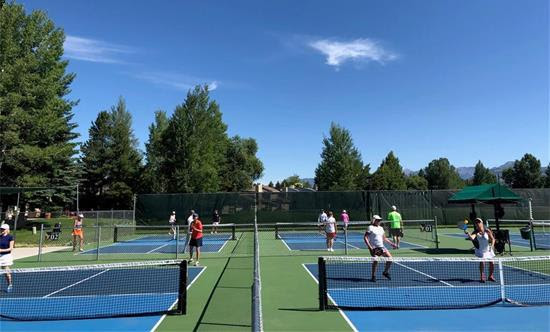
[0, 254, 13, 267]
[475, 249, 495, 259]
[212, 222, 219, 226]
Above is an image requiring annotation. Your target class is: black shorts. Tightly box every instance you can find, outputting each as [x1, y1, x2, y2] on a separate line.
[390, 228, 403, 237]
[370, 247, 385, 257]
[189, 237, 203, 247]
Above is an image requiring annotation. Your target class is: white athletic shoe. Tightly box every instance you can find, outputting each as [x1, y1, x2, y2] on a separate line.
[194, 261, 199, 266]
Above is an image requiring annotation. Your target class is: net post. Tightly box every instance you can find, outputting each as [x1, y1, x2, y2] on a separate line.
[275, 224, 279, 240]
[344, 225, 348, 255]
[318, 257, 327, 310]
[113, 225, 118, 243]
[38, 223, 44, 262]
[231, 223, 236, 240]
[498, 258, 505, 303]
[177, 259, 188, 315]
[434, 216, 439, 249]
[96, 226, 101, 261]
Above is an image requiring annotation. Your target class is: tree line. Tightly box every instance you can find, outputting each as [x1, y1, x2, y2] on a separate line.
[310, 123, 550, 192]
[0, 3, 547, 212]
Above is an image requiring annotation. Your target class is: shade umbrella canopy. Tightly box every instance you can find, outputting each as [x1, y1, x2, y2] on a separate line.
[448, 183, 522, 204]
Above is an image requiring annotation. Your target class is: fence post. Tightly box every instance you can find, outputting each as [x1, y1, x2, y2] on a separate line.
[175, 225, 179, 259]
[96, 226, 101, 261]
[434, 216, 439, 249]
[38, 224, 44, 262]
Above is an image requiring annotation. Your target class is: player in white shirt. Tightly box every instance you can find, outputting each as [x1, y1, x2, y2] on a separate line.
[186, 210, 195, 233]
[324, 211, 337, 252]
[364, 215, 397, 282]
[464, 218, 496, 283]
[168, 211, 177, 240]
[317, 209, 327, 235]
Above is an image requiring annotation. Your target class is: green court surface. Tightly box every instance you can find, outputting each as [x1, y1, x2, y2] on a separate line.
[10, 227, 549, 331]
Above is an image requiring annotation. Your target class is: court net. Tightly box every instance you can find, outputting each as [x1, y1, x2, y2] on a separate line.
[275, 219, 439, 249]
[318, 256, 550, 310]
[0, 260, 187, 321]
[114, 224, 236, 243]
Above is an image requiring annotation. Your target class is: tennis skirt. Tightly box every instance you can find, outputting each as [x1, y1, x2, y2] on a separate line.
[475, 249, 495, 259]
[0, 253, 13, 267]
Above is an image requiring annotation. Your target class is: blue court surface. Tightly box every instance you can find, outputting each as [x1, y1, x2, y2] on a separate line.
[81, 233, 233, 255]
[303, 263, 550, 331]
[279, 231, 426, 251]
[0, 266, 205, 331]
[444, 231, 550, 250]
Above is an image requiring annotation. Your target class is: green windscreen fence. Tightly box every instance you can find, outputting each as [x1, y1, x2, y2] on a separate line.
[135, 189, 550, 226]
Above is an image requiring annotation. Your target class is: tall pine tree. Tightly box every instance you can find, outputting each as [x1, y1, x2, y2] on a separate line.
[0, 2, 79, 210]
[314, 123, 364, 191]
[80, 98, 142, 208]
[161, 86, 228, 192]
[472, 160, 496, 185]
[370, 151, 407, 190]
[142, 110, 169, 193]
[502, 153, 542, 188]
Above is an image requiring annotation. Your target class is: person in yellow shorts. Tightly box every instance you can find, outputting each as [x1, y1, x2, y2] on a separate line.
[387, 205, 402, 249]
[72, 214, 84, 252]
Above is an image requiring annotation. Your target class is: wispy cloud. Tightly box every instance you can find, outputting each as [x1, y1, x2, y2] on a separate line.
[309, 38, 397, 68]
[64, 35, 136, 64]
[133, 71, 219, 91]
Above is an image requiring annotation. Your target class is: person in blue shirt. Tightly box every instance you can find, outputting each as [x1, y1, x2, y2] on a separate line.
[0, 223, 15, 293]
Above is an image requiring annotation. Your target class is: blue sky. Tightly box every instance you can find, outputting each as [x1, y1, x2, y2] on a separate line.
[20, 0, 549, 183]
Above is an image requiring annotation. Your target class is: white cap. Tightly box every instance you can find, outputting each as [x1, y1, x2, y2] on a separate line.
[391, 205, 397, 211]
[342, 210, 347, 213]
[78, 214, 84, 218]
[372, 215, 382, 221]
[172, 211, 176, 214]
[1, 224, 9, 230]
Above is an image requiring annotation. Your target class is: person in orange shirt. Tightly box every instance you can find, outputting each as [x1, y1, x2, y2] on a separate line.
[188, 213, 203, 266]
[72, 214, 84, 252]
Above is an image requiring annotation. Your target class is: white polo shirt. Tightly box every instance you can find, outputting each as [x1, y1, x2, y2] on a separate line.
[366, 225, 385, 248]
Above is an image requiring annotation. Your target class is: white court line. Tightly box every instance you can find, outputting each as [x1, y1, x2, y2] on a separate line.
[335, 239, 361, 250]
[302, 264, 358, 332]
[151, 266, 207, 332]
[146, 242, 172, 254]
[280, 238, 293, 251]
[393, 262, 454, 287]
[43, 269, 110, 298]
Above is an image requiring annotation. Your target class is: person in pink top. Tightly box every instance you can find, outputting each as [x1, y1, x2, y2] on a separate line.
[341, 210, 350, 229]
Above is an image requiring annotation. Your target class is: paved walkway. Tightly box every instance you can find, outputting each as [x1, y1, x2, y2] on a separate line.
[13, 246, 67, 260]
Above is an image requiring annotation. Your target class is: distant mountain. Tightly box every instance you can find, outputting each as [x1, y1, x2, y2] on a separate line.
[405, 161, 518, 180]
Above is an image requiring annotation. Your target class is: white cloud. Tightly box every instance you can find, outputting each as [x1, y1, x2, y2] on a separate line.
[133, 71, 219, 91]
[309, 38, 397, 68]
[64, 35, 135, 63]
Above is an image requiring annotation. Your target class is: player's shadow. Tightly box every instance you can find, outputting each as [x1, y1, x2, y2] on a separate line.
[412, 248, 472, 255]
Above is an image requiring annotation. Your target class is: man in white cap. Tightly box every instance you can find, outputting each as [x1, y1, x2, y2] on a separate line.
[387, 205, 403, 249]
[0, 223, 14, 292]
[364, 215, 397, 282]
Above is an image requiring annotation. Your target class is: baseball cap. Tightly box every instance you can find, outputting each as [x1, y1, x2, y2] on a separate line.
[342, 210, 347, 213]
[1, 224, 9, 230]
[391, 205, 397, 211]
[372, 215, 382, 221]
[78, 214, 84, 218]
